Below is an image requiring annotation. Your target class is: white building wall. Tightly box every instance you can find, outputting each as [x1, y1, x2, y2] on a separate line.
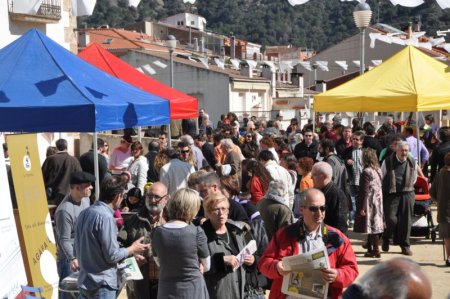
[229, 82, 271, 119]
[120, 51, 230, 126]
[162, 13, 206, 31]
[0, 0, 74, 50]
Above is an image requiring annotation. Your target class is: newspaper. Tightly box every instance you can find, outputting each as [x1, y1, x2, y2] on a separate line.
[117, 256, 144, 287]
[281, 247, 330, 299]
[233, 240, 257, 271]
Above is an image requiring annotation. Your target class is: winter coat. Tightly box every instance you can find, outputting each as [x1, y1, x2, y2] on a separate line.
[353, 167, 384, 234]
[258, 220, 358, 299]
[202, 220, 250, 299]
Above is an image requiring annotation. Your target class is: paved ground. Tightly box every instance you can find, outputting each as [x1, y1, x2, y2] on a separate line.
[119, 205, 450, 299]
[348, 209, 450, 299]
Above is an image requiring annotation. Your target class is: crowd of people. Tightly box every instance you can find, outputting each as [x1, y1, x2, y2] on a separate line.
[10, 110, 447, 299]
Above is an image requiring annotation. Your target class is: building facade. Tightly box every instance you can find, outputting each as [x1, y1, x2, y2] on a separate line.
[2, 0, 77, 52]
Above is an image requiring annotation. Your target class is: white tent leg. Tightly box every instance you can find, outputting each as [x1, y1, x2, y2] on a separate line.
[168, 124, 172, 149]
[93, 132, 100, 201]
[312, 109, 316, 132]
[416, 112, 421, 167]
[137, 127, 142, 143]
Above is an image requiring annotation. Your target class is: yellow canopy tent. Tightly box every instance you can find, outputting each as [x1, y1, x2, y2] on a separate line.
[314, 46, 450, 112]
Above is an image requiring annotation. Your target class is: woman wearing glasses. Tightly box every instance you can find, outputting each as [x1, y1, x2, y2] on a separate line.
[202, 193, 255, 299]
[151, 189, 210, 299]
[240, 133, 259, 159]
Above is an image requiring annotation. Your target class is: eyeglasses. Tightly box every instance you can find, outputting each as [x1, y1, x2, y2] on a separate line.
[210, 207, 229, 214]
[307, 205, 326, 213]
[145, 193, 167, 201]
[181, 150, 190, 154]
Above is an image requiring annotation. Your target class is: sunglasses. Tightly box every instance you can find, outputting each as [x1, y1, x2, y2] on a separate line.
[307, 205, 326, 212]
[181, 150, 190, 154]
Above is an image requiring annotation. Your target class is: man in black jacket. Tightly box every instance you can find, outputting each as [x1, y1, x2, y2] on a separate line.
[293, 129, 318, 160]
[145, 141, 160, 183]
[79, 138, 109, 196]
[311, 162, 348, 233]
[195, 134, 217, 169]
[319, 139, 350, 200]
[42, 138, 82, 205]
[430, 126, 450, 182]
[363, 124, 382, 156]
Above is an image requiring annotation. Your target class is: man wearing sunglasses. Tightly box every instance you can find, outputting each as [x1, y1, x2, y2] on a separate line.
[259, 188, 358, 299]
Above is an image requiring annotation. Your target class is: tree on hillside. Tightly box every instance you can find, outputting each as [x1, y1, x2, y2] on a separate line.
[78, 0, 450, 51]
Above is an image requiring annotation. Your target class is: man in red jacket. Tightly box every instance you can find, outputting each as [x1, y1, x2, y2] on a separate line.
[258, 188, 358, 299]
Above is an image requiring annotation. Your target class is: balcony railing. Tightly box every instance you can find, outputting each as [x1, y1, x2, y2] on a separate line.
[8, 0, 61, 23]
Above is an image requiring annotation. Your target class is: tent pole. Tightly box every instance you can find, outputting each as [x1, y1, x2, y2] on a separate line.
[195, 118, 199, 135]
[312, 109, 316, 132]
[168, 124, 172, 149]
[93, 132, 100, 201]
[137, 127, 142, 143]
[416, 112, 421, 167]
[439, 110, 443, 128]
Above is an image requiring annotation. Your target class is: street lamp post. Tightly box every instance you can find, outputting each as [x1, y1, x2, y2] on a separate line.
[165, 35, 177, 148]
[353, 1, 372, 76]
[166, 35, 177, 88]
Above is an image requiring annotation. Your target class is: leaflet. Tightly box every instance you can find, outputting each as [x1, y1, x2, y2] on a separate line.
[281, 247, 330, 299]
[233, 240, 257, 271]
[118, 256, 144, 284]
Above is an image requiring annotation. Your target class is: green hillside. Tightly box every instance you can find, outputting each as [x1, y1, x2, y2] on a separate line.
[79, 0, 450, 51]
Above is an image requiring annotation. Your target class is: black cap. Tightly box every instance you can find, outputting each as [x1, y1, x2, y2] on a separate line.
[70, 171, 95, 185]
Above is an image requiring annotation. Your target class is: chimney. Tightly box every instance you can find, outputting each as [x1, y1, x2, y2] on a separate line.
[262, 64, 276, 98]
[315, 80, 327, 93]
[292, 73, 304, 98]
[193, 38, 199, 51]
[414, 16, 421, 32]
[240, 62, 253, 78]
[230, 32, 235, 59]
[199, 38, 205, 53]
[79, 31, 90, 48]
[408, 21, 413, 39]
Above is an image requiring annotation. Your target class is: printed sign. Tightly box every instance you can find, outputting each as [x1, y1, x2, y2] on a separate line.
[8, 134, 58, 299]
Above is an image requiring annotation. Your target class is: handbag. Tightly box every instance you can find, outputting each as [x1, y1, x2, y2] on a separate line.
[244, 271, 265, 299]
[244, 285, 265, 299]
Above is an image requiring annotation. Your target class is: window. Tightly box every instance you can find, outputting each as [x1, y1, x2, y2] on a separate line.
[191, 21, 195, 25]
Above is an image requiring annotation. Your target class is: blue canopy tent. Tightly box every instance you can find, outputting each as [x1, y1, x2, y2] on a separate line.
[0, 28, 170, 132]
[0, 29, 171, 197]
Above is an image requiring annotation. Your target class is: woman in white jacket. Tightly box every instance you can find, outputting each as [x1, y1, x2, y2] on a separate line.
[127, 141, 149, 193]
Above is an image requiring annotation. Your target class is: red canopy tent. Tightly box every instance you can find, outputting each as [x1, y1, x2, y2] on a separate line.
[78, 43, 198, 120]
